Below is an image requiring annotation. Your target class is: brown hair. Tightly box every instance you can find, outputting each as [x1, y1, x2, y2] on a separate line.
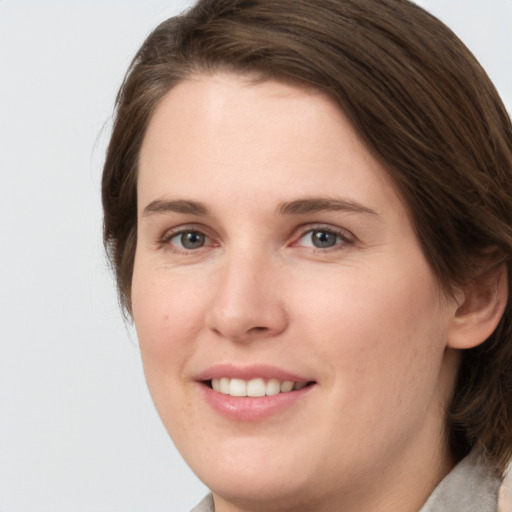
[102, 0, 512, 475]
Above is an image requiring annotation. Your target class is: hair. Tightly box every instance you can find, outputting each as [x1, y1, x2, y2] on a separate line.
[102, 0, 512, 476]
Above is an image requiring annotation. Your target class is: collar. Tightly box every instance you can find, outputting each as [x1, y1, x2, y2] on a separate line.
[419, 450, 499, 512]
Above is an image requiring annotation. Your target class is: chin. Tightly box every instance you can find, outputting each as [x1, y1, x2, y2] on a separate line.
[182, 433, 337, 510]
[207, 470, 318, 511]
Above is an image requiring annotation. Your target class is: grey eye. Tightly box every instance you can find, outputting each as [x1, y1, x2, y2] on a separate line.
[296, 228, 346, 250]
[310, 230, 339, 248]
[174, 231, 206, 250]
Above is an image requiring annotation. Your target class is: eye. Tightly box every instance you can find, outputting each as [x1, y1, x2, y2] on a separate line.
[169, 230, 208, 250]
[295, 228, 352, 249]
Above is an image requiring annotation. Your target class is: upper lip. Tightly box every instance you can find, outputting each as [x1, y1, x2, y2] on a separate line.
[195, 364, 312, 383]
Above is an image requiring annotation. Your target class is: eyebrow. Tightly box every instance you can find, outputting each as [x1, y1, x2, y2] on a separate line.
[142, 199, 210, 217]
[142, 197, 377, 218]
[278, 198, 377, 216]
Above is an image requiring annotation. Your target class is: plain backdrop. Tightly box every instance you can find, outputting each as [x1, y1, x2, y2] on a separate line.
[0, 1, 511, 511]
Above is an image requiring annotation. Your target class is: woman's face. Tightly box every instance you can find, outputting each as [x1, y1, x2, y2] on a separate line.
[133, 73, 460, 511]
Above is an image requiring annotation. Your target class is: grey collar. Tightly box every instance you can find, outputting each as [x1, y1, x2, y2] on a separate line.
[419, 450, 499, 512]
[189, 493, 214, 512]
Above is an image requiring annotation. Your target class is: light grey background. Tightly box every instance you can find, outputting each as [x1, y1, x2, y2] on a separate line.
[0, 1, 511, 511]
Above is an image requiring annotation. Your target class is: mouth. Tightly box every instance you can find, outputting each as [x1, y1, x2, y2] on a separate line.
[197, 367, 316, 420]
[204, 377, 314, 397]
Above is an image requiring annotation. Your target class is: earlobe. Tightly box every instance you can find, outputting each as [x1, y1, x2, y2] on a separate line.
[448, 263, 508, 350]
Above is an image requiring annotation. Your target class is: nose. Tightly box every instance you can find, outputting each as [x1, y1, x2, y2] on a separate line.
[205, 251, 288, 343]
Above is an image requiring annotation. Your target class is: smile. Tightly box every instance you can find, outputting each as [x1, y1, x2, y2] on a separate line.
[210, 377, 309, 397]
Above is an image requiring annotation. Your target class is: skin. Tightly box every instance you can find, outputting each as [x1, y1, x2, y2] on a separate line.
[132, 73, 467, 512]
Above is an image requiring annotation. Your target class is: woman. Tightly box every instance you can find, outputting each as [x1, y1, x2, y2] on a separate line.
[102, 0, 512, 510]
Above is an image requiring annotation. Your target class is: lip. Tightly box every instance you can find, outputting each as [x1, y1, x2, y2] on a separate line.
[195, 364, 315, 422]
[195, 363, 310, 383]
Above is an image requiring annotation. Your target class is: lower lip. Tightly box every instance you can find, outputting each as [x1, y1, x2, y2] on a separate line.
[199, 383, 314, 421]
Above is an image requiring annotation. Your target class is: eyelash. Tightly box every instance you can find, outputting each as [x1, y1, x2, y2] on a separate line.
[292, 225, 355, 252]
[157, 224, 355, 254]
[157, 226, 216, 254]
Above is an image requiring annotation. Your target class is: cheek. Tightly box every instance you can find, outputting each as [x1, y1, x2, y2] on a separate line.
[131, 265, 207, 381]
[131, 268, 207, 436]
[297, 260, 450, 402]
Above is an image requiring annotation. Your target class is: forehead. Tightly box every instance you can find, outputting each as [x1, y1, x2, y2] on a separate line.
[137, 72, 401, 219]
[140, 73, 351, 158]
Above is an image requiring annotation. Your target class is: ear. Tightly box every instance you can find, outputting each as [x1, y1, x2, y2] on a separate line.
[448, 263, 508, 350]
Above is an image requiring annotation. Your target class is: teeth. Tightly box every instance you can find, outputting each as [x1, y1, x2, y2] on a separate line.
[229, 378, 247, 396]
[210, 377, 308, 397]
[247, 378, 266, 397]
[266, 378, 281, 396]
[220, 377, 230, 394]
[280, 380, 294, 392]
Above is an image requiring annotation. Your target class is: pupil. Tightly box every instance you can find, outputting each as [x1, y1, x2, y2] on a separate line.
[181, 232, 205, 249]
[313, 230, 336, 248]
